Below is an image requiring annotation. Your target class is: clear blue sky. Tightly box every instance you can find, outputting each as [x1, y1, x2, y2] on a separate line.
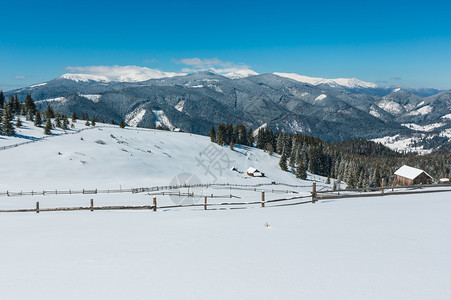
[1, 0, 451, 90]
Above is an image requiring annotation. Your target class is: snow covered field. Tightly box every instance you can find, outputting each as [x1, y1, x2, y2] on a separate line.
[1, 122, 450, 299]
[1, 192, 450, 299]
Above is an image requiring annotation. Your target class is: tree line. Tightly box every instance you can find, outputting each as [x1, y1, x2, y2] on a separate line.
[0, 91, 126, 136]
[210, 123, 451, 188]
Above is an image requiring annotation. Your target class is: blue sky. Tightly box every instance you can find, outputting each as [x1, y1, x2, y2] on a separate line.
[1, 0, 451, 90]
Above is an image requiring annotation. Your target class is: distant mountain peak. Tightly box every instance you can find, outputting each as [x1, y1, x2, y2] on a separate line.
[59, 73, 110, 82]
[224, 69, 259, 79]
[273, 72, 377, 89]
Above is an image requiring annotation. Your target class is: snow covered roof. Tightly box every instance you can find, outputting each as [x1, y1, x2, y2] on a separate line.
[394, 165, 432, 180]
[247, 167, 258, 173]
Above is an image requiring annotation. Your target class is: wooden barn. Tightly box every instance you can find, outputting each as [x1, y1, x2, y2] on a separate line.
[247, 167, 264, 177]
[394, 165, 432, 186]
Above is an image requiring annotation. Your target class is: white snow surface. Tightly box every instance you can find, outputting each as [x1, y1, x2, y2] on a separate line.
[36, 96, 67, 103]
[0, 121, 450, 299]
[441, 113, 451, 120]
[408, 105, 433, 116]
[394, 165, 432, 180]
[372, 134, 431, 155]
[152, 109, 175, 131]
[60, 73, 110, 82]
[274, 72, 377, 88]
[1, 191, 450, 299]
[175, 100, 185, 112]
[61, 66, 185, 83]
[402, 123, 445, 132]
[377, 99, 405, 115]
[224, 69, 259, 79]
[29, 82, 47, 88]
[314, 94, 327, 101]
[80, 94, 102, 103]
[125, 106, 146, 127]
[369, 106, 382, 119]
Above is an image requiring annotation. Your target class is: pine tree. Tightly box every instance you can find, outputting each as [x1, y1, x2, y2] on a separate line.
[216, 124, 225, 145]
[72, 112, 78, 123]
[45, 105, 55, 119]
[62, 115, 69, 130]
[6, 95, 14, 112]
[296, 160, 307, 179]
[110, 119, 115, 125]
[13, 94, 21, 114]
[0, 90, 5, 109]
[24, 94, 36, 116]
[119, 120, 125, 128]
[85, 120, 90, 126]
[247, 127, 254, 146]
[279, 147, 288, 171]
[34, 111, 42, 127]
[44, 120, 52, 135]
[209, 124, 216, 143]
[16, 116, 22, 128]
[2, 107, 15, 136]
[55, 114, 62, 128]
[91, 117, 96, 126]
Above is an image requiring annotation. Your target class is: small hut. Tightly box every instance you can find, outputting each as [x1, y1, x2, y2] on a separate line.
[439, 178, 450, 184]
[394, 165, 432, 185]
[247, 167, 264, 177]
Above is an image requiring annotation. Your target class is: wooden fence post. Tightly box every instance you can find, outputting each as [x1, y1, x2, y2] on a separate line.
[90, 199, 94, 212]
[204, 196, 207, 210]
[312, 182, 317, 203]
[381, 179, 385, 195]
[153, 197, 157, 212]
[261, 192, 265, 208]
[36, 201, 39, 213]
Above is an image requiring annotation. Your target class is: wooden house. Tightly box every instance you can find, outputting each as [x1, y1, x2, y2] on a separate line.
[394, 165, 432, 185]
[247, 167, 264, 177]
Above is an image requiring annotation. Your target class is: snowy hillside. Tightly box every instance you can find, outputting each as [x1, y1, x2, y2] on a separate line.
[1, 120, 451, 299]
[0, 120, 316, 191]
[274, 72, 377, 88]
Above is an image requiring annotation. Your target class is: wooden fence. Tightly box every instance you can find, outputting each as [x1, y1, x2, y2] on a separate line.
[1, 182, 451, 213]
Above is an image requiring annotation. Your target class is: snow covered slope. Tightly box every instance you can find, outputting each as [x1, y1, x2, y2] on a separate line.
[274, 72, 377, 88]
[0, 120, 307, 191]
[1, 188, 450, 299]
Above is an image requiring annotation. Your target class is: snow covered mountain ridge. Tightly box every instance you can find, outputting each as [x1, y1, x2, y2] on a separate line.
[56, 65, 373, 88]
[274, 72, 377, 88]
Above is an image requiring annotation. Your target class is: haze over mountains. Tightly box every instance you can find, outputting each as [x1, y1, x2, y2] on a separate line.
[5, 68, 451, 152]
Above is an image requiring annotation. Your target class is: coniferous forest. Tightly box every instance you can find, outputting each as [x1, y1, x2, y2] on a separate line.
[210, 123, 451, 188]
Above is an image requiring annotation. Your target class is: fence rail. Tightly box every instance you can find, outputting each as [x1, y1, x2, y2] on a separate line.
[1, 182, 451, 214]
[0, 182, 316, 198]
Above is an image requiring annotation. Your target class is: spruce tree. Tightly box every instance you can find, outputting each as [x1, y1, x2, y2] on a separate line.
[62, 115, 69, 130]
[16, 116, 22, 128]
[55, 114, 62, 128]
[279, 148, 288, 171]
[45, 105, 55, 119]
[119, 120, 125, 128]
[2, 107, 15, 136]
[91, 117, 96, 126]
[44, 120, 52, 135]
[110, 119, 115, 125]
[85, 120, 90, 126]
[209, 124, 216, 143]
[247, 127, 254, 146]
[72, 112, 77, 123]
[0, 90, 4, 109]
[13, 94, 21, 114]
[24, 94, 36, 116]
[296, 161, 307, 179]
[34, 111, 42, 127]
[216, 124, 225, 145]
